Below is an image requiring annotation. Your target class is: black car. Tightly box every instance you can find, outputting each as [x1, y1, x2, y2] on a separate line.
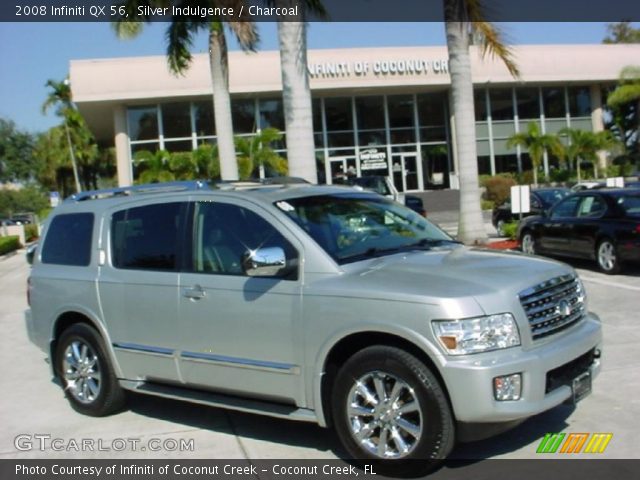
[492, 188, 570, 236]
[517, 189, 640, 274]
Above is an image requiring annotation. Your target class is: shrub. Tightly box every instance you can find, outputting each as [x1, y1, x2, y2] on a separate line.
[516, 170, 534, 186]
[0, 236, 21, 255]
[24, 224, 39, 242]
[502, 222, 519, 240]
[483, 175, 517, 206]
[481, 199, 495, 211]
[549, 168, 571, 183]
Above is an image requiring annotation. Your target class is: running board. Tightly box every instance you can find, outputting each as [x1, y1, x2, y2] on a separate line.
[128, 381, 318, 424]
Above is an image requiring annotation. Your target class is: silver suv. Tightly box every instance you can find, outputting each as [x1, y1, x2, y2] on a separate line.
[25, 181, 602, 469]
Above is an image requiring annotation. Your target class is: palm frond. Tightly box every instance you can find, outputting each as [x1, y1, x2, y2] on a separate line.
[166, 21, 195, 75]
[227, 20, 259, 52]
[465, 0, 519, 78]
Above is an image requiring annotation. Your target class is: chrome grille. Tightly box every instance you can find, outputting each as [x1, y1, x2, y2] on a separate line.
[519, 274, 586, 340]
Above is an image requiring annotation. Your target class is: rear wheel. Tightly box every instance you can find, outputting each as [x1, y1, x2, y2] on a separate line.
[55, 323, 125, 416]
[332, 346, 454, 473]
[521, 231, 537, 255]
[596, 238, 621, 275]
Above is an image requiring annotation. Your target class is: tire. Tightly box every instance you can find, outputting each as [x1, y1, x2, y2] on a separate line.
[596, 238, 621, 275]
[520, 231, 537, 255]
[55, 323, 125, 416]
[331, 346, 454, 473]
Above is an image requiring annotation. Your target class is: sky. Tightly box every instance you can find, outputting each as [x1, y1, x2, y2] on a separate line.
[0, 21, 628, 134]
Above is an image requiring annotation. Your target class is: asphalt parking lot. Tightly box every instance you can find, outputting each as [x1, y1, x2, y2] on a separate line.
[1, 247, 638, 461]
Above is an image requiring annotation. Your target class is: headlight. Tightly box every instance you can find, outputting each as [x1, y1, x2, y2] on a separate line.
[432, 313, 520, 355]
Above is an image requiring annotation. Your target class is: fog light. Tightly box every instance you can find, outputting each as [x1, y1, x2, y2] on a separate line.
[494, 373, 522, 401]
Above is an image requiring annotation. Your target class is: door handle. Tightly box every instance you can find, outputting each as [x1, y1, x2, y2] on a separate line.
[183, 285, 206, 300]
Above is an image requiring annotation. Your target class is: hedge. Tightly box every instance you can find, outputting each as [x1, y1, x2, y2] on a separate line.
[0, 236, 21, 255]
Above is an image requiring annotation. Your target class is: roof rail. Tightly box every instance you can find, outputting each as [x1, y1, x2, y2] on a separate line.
[66, 180, 211, 202]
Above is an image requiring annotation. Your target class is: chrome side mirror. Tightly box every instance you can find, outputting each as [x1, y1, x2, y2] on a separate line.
[242, 247, 287, 277]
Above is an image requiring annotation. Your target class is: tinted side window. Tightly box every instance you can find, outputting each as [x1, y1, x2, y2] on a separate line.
[577, 196, 606, 217]
[192, 202, 298, 278]
[550, 196, 580, 219]
[42, 213, 94, 266]
[111, 203, 183, 271]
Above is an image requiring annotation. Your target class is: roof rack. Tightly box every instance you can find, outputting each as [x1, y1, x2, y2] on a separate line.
[66, 180, 211, 202]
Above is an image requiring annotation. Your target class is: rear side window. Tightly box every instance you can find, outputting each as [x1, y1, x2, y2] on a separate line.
[111, 203, 183, 271]
[41, 213, 94, 266]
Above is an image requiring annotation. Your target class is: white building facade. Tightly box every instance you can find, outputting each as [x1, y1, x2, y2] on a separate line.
[69, 44, 640, 192]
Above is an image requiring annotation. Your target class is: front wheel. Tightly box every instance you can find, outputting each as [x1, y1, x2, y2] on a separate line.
[521, 231, 537, 255]
[55, 323, 125, 416]
[597, 239, 621, 275]
[332, 346, 454, 473]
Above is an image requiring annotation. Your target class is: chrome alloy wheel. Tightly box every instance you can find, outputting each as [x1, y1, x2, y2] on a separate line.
[346, 371, 423, 459]
[598, 241, 616, 272]
[521, 233, 535, 255]
[62, 340, 101, 404]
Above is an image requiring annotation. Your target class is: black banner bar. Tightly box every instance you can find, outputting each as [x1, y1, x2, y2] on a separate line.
[3, 0, 640, 23]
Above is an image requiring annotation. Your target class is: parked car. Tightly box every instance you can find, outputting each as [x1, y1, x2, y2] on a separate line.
[492, 188, 570, 236]
[26, 181, 602, 471]
[518, 189, 640, 274]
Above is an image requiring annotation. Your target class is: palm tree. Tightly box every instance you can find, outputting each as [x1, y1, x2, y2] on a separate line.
[235, 128, 288, 179]
[559, 128, 620, 181]
[443, 0, 519, 245]
[275, 0, 326, 184]
[42, 78, 82, 193]
[607, 66, 640, 153]
[113, 0, 258, 181]
[507, 122, 561, 186]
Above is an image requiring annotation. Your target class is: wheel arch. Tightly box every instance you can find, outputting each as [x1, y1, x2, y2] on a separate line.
[49, 309, 123, 379]
[316, 330, 452, 428]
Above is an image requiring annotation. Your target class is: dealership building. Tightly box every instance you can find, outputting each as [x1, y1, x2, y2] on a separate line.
[70, 43, 640, 192]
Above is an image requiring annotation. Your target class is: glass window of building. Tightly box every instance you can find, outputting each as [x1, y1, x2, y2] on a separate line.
[194, 101, 215, 137]
[258, 98, 284, 130]
[161, 103, 191, 139]
[324, 97, 353, 131]
[543, 88, 565, 118]
[387, 95, 415, 129]
[358, 130, 386, 147]
[312, 98, 322, 133]
[356, 96, 385, 130]
[417, 93, 447, 142]
[327, 132, 355, 148]
[568, 87, 591, 117]
[128, 106, 158, 141]
[494, 154, 518, 174]
[490, 89, 514, 121]
[515, 88, 539, 120]
[474, 89, 487, 121]
[232, 99, 256, 134]
[163, 140, 193, 153]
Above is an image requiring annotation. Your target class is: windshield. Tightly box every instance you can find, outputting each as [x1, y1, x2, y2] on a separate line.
[275, 193, 456, 264]
[536, 189, 570, 207]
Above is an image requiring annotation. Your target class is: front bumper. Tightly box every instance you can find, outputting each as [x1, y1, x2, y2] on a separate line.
[441, 312, 602, 423]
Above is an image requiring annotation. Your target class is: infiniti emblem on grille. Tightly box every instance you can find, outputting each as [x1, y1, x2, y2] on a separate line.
[556, 299, 572, 317]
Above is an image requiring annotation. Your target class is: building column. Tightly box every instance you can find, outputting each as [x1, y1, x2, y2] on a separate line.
[114, 106, 132, 187]
[590, 85, 607, 171]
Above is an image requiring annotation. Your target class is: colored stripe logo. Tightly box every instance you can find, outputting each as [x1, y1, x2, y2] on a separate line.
[537, 433, 612, 454]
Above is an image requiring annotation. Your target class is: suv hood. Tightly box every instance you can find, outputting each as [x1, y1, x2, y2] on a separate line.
[320, 246, 572, 317]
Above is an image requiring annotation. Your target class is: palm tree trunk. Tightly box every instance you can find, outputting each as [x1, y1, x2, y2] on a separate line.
[63, 119, 82, 193]
[277, 4, 318, 184]
[444, 7, 487, 244]
[209, 27, 238, 181]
